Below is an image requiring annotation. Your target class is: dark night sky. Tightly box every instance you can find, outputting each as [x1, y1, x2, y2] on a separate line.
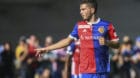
[0, 0, 140, 46]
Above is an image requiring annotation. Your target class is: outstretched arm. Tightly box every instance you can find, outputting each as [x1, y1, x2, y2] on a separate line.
[35, 37, 73, 56]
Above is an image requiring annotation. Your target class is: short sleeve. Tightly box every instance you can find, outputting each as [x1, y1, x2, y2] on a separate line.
[68, 24, 79, 40]
[108, 23, 119, 41]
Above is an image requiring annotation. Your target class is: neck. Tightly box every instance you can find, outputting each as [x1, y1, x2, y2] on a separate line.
[87, 14, 98, 24]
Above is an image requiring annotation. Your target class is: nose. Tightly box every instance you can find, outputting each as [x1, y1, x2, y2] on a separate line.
[80, 11, 82, 14]
[80, 10, 83, 15]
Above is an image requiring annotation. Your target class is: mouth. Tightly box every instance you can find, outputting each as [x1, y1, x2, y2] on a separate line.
[82, 15, 85, 18]
[82, 15, 85, 16]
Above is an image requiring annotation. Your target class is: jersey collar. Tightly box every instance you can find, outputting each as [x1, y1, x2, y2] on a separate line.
[86, 18, 101, 25]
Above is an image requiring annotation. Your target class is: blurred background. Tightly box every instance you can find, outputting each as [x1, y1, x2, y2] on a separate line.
[0, 0, 140, 78]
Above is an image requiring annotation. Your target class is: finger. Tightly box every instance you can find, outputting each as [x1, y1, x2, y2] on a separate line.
[38, 54, 43, 58]
[38, 54, 41, 58]
[35, 51, 40, 57]
[40, 54, 44, 57]
[36, 53, 42, 58]
[35, 52, 39, 57]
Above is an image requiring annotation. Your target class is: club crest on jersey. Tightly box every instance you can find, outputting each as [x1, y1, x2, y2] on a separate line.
[98, 26, 105, 34]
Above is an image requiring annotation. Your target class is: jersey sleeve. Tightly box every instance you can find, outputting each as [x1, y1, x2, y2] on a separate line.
[66, 42, 76, 55]
[108, 23, 119, 41]
[68, 24, 79, 40]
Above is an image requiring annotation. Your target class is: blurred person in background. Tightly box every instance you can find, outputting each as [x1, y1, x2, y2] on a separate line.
[45, 36, 53, 47]
[64, 40, 80, 78]
[131, 36, 140, 78]
[122, 35, 130, 43]
[37, 36, 54, 64]
[54, 47, 67, 78]
[0, 44, 5, 77]
[15, 36, 28, 65]
[15, 36, 28, 78]
[36, 36, 63, 78]
[119, 36, 133, 78]
[45, 37, 66, 78]
[133, 36, 140, 57]
[36, 36, 54, 77]
[0, 44, 4, 63]
[26, 35, 40, 78]
[121, 36, 133, 57]
[45, 38, 67, 78]
[28, 35, 39, 57]
[1, 42, 14, 78]
[109, 48, 121, 78]
[39, 36, 56, 62]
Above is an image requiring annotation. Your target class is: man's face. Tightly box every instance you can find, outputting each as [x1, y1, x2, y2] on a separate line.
[80, 4, 95, 20]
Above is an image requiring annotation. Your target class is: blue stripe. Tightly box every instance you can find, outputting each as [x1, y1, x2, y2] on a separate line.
[71, 75, 79, 78]
[81, 73, 109, 78]
[92, 23, 110, 73]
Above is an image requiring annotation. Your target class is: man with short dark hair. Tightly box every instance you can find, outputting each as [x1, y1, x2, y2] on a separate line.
[35, 0, 119, 78]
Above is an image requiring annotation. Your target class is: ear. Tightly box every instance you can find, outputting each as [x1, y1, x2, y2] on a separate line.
[91, 8, 95, 14]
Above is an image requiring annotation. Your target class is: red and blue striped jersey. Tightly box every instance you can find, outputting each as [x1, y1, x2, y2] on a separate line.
[69, 18, 119, 73]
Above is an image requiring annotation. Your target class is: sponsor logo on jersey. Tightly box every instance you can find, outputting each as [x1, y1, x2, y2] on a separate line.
[80, 35, 100, 40]
[78, 25, 91, 29]
[82, 29, 87, 32]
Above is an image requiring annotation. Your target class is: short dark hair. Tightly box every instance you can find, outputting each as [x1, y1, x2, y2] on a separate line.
[80, 0, 98, 14]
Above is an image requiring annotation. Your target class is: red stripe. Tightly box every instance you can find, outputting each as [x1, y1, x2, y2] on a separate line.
[72, 45, 80, 75]
[108, 23, 119, 40]
[78, 21, 96, 73]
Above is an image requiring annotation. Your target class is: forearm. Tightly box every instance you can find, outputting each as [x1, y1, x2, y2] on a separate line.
[106, 41, 120, 49]
[46, 37, 73, 51]
[99, 37, 120, 49]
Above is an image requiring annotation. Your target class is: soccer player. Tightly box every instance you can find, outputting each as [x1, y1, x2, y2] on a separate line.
[35, 0, 119, 78]
[65, 40, 80, 78]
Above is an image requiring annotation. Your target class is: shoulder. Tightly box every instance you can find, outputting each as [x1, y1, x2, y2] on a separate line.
[99, 19, 112, 26]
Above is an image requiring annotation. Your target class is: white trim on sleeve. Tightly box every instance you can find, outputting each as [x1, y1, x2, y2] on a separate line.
[66, 46, 73, 55]
[110, 38, 119, 41]
[66, 51, 73, 55]
[68, 35, 77, 40]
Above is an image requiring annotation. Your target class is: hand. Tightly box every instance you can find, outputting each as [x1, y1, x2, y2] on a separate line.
[99, 37, 105, 45]
[35, 47, 48, 57]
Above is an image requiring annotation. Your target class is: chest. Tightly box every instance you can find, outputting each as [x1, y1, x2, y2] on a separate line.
[78, 24, 108, 40]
